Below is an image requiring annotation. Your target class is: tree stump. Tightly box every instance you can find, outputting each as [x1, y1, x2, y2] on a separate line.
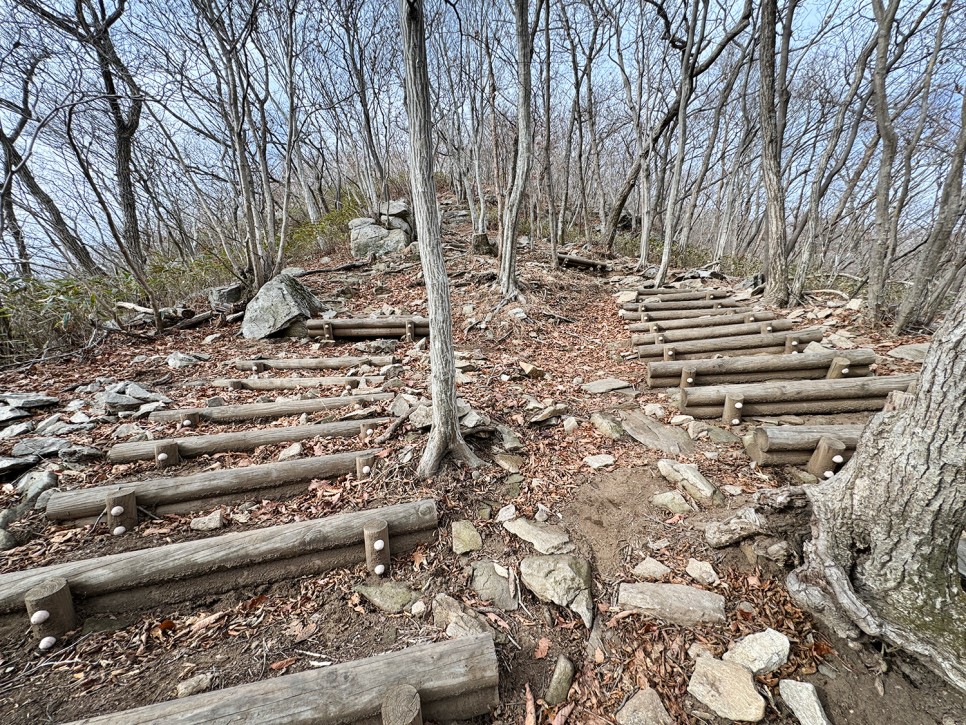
[25, 577, 75, 642]
[382, 684, 423, 725]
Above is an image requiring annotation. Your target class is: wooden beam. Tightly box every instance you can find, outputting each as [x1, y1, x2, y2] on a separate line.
[646, 366, 872, 388]
[684, 397, 891, 418]
[107, 418, 392, 463]
[63, 634, 498, 725]
[232, 356, 396, 371]
[1, 499, 438, 619]
[211, 376, 385, 390]
[646, 349, 876, 384]
[46, 450, 380, 524]
[753, 424, 865, 452]
[679, 374, 918, 408]
[627, 310, 777, 332]
[637, 328, 825, 361]
[620, 307, 755, 321]
[632, 298, 741, 311]
[632, 319, 795, 346]
[148, 393, 392, 425]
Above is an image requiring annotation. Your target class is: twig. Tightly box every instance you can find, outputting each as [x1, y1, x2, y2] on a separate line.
[375, 406, 415, 444]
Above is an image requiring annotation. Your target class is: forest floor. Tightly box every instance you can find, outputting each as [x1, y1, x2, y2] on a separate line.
[0, 209, 962, 724]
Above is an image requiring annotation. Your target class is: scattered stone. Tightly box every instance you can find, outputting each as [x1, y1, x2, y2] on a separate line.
[278, 442, 303, 461]
[705, 507, 765, 548]
[124, 383, 171, 403]
[651, 491, 693, 514]
[452, 520, 483, 554]
[686, 559, 719, 586]
[582, 378, 635, 395]
[471, 561, 517, 611]
[591, 412, 624, 439]
[0, 407, 29, 425]
[101, 392, 143, 412]
[562, 416, 579, 435]
[432, 593, 496, 639]
[544, 655, 575, 706]
[206, 396, 226, 408]
[633, 557, 671, 580]
[657, 460, 721, 503]
[846, 298, 864, 310]
[494, 453, 524, 473]
[176, 673, 214, 698]
[0, 455, 40, 476]
[887, 342, 930, 363]
[615, 290, 638, 304]
[0, 422, 34, 439]
[825, 332, 856, 350]
[616, 687, 672, 725]
[520, 362, 545, 378]
[707, 426, 742, 445]
[504, 518, 574, 555]
[530, 403, 568, 424]
[113, 423, 148, 441]
[519, 555, 594, 628]
[135, 401, 166, 418]
[722, 484, 744, 496]
[689, 642, 715, 660]
[167, 352, 206, 369]
[687, 657, 765, 722]
[1, 393, 57, 408]
[642, 403, 666, 418]
[496, 424, 524, 452]
[240, 274, 326, 339]
[779, 680, 832, 725]
[723, 628, 790, 675]
[410, 600, 427, 617]
[408, 404, 433, 429]
[617, 583, 726, 625]
[203, 333, 222, 344]
[0, 529, 16, 550]
[17, 471, 57, 503]
[355, 581, 419, 613]
[190, 510, 224, 531]
[495, 504, 517, 523]
[619, 411, 695, 455]
[60, 445, 103, 463]
[12, 437, 70, 457]
[584, 454, 615, 469]
[670, 414, 694, 426]
[804, 341, 831, 354]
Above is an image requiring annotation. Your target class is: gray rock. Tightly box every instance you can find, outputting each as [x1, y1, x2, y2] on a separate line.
[432, 593, 496, 639]
[113, 423, 148, 440]
[544, 655, 575, 706]
[0, 407, 29, 424]
[642, 404, 667, 418]
[471, 561, 517, 611]
[617, 583, 726, 625]
[584, 453, 615, 469]
[176, 672, 214, 698]
[887, 342, 929, 363]
[384, 215, 411, 235]
[616, 687, 672, 725]
[562, 416, 579, 435]
[0, 455, 40, 476]
[134, 401, 166, 418]
[651, 491, 694, 514]
[669, 414, 694, 426]
[277, 442, 303, 461]
[241, 274, 325, 339]
[778, 680, 832, 725]
[101, 392, 143, 412]
[12, 437, 70, 457]
[657, 459, 721, 503]
[208, 282, 245, 305]
[0, 421, 33, 438]
[190, 510, 224, 531]
[705, 507, 765, 548]
[124, 383, 171, 403]
[167, 352, 206, 369]
[633, 557, 671, 580]
[582, 378, 635, 394]
[35, 415, 64, 435]
[348, 216, 376, 230]
[504, 518, 574, 554]
[495, 504, 517, 523]
[519, 554, 594, 627]
[379, 199, 410, 219]
[0, 529, 16, 550]
[452, 520, 483, 554]
[496, 424, 524, 451]
[207, 396, 226, 408]
[686, 558, 719, 586]
[687, 658, 765, 722]
[34, 488, 57, 510]
[60, 445, 103, 463]
[493, 453, 524, 473]
[707, 426, 742, 445]
[408, 405, 433, 429]
[591, 412, 624, 439]
[17, 471, 57, 503]
[355, 581, 418, 613]
[723, 628, 790, 675]
[1, 393, 57, 408]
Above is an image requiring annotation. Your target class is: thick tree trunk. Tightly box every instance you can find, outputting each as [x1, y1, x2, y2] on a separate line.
[789, 284, 966, 692]
[399, 0, 481, 479]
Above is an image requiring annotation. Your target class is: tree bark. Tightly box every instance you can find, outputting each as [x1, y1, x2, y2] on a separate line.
[788, 284, 966, 692]
[399, 0, 481, 478]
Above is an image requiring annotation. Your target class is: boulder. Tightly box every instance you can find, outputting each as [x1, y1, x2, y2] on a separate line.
[379, 199, 410, 219]
[520, 555, 594, 628]
[687, 658, 765, 722]
[350, 223, 408, 258]
[241, 274, 325, 339]
[208, 283, 244, 306]
[617, 583, 726, 625]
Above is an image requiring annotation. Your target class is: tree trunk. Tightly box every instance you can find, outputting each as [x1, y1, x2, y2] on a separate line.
[399, 0, 482, 479]
[788, 283, 966, 692]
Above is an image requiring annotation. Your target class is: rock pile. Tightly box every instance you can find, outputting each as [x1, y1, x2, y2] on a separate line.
[349, 200, 413, 258]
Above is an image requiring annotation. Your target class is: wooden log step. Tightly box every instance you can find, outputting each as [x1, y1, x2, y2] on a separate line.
[635, 328, 825, 360]
[683, 397, 891, 418]
[623, 298, 740, 311]
[211, 376, 385, 390]
[107, 418, 392, 463]
[620, 307, 755, 321]
[647, 366, 872, 388]
[620, 289, 733, 303]
[0, 499, 438, 621]
[754, 424, 865, 452]
[63, 634, 499, 724]
[646, 349, 877, 383]
[148, 392, 393, 425]
[632, 319, 795, 346]
[233, 356, 396, 372]
[46, 450, 381, 524]
[679, 374, 918, 408]
[636, 345, 791, 363]
[744, 435, 858, 466]
[557, 253, 610, 271]
[627, 311, 777, 332]
[307, 317, 428, 330]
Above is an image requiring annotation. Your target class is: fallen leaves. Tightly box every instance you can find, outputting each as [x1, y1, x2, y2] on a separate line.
[534, 637, 551, 660]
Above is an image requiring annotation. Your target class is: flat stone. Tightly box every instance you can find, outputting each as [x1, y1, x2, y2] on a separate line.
[616, 687, 672, 725]
[520, 361, 544, 378]
[0, 455, 39, 476]
[432, 593, 496, 639]
[651, 490, 694, 514]
[686, 558, 719, 586]
[618, 583, 726, 625]
[494, 453, 524, 473]
[804, 341, 831, 354]
[584, 454, 615, 469]
[167, 352, 205, 369]
[688, 657, 765, 722]
[277, 442, 303, 461]
[1, 393, 57, 408]
[206, 396, 226, 408]
[530, 403, 568, 424]
[496, 424, 524, 451]
[633, 557, 671, 580]
[504, 518, 574, 554]
[705, 507, 765, 548]
[620, 411, 695, 455]
[124, 383, 171, 403]
[591, 412, 624, 439]
[642, 403, 666, 418]
[471, 561, 517, 610]
[707, 426, 742, 445]
[0, 529, 16, 550]
[452, 520, 483, 554]
[724, 628, 790, 675]
[60, 445, 103, 463]
[177, 673, 214, 698]
[17, 471, 57, 503]
[495, 504, 517, 522]
[0, 407, 29, 424]
[582, 378, 634, 395]
[779, 680, 832, 725]
[190, 510, 224, 531]
[12, 437, 70, 457]
[669, 414, 694, 426]
[408, 404, 433, 429]
[544, 655, 575, 706]
[657, 460, 721, 503]
[100, 392, 143, 412]
[887, 342, 929, 363]
[355, 581, 418, 613]
[520, 555, 594, 628]
[113, 423, 148, 441]
[0, 421, 33, 439]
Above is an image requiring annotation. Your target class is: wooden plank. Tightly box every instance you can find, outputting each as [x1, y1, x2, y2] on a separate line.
[0, 499, 438, 618]
[753, 424, 866, 452]
[627, 311, 777, 331]
[46, 450, 380, 523]
[619, 411, 695, 455]
[211, 376, 385, 390]
[148, 393, 393, 424]
[64, 635, 499, 725]
[232, 356, 396, 371]
[680, 374, 918, 407]
[107, 418, 392, 463]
